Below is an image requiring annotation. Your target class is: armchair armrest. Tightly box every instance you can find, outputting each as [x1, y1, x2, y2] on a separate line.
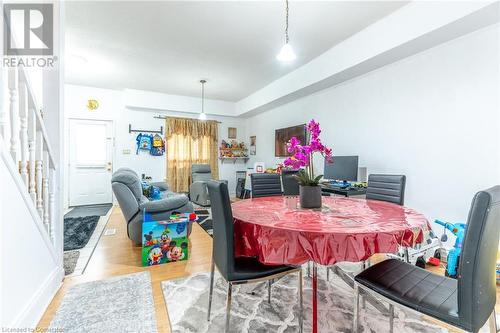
[139, 194, 189, 213]
[150, 181, 169, 191]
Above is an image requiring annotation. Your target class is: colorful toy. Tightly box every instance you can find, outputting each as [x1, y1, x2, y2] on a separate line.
[142, 213, 191, 266]
[435, 219, 466, 278]
[387, 228, 443, 268]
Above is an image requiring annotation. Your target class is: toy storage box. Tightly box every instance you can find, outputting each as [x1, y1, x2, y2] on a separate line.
[142, 216, 189, 266]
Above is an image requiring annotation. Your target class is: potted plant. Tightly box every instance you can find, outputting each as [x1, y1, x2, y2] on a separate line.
[283, 120, 333, 208]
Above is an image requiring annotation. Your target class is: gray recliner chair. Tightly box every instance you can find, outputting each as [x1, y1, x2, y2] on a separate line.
[189, 164, 227, 206]
[111, 168, 194, 244]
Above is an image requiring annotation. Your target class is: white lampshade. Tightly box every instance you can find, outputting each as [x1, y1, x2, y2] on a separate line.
[276, 43, 296, 62]
[198, 112, 207, 121]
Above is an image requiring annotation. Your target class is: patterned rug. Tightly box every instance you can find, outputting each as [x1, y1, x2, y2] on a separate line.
[162, 266, 453, 333]
[63, 251, 80, 275]
[195, 209, 213, 236]
[64, 215, 100, 251]
[50, 272, 157, 333]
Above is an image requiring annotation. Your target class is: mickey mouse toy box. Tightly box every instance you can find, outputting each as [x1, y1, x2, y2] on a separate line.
[141, 212, 196, 266]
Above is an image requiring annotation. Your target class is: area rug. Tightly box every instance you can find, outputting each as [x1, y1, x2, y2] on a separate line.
[162, 267, 451, 333]
[64, 203, 113, 218]
[64, 215, 100, 251]
[195, 209, 213, 236]
[63, 251, 80, 275]
[50, 271, 158, 333]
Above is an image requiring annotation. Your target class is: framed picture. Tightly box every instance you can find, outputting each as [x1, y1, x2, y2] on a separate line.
[250, 135, 256, 155]
[228, 127, 237, 139]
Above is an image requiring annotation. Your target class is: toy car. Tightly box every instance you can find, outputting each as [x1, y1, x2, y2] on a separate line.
[387, 229, 443, 268]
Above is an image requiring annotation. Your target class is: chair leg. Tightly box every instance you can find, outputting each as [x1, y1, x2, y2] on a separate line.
[489, 309, 498, 333]
[388, 304, 394, 333]
[353, 283, 360, 333]
[404, 247, 410, 263]
[207, 259, 215, 321]
[326, 266, 330, 281]
[298, 269, 303, 333]
[225, 283, 233, 332]
[268, 280, 272, 304]
[307, 261, 311, 278]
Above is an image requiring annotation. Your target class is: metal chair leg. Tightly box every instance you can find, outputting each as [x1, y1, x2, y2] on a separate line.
[404, 247, 410, 263]
[207, 259, 215, 321]
[307, 261, 311, 278]
[268, 280, 272, 304]
[353, 283, 360, 333]
[389, 304, 394, 333]
[225, 283, 232, 332]
[298, 269, 303, 333]
[489, 309, 498, 333]
[326, 266, 330, 281]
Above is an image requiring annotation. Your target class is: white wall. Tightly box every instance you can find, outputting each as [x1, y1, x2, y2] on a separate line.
[64, 85, 247, 207]
[245, 25, 500, 230]
[1, 144, 63, 329]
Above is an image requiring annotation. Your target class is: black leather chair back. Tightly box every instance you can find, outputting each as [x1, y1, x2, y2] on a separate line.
[250, 173, 282, 198]
[281, 170, 300, 196]
[366, 174, 406, 205]
[207, 181, 235, 281]
[458, 186, 500, 331]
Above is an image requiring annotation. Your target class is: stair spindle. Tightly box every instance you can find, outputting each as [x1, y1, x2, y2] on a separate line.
[18, 80, 29, 186]
[35, 131, 44, 218]
[8, 68, 19, 161]
[28, 106, 37, 204]
[42, 150, 50, 233]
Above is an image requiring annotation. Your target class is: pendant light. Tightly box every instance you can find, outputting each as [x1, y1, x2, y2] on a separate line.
[198, 79, 207, 121]
[276, 0, 296, 62]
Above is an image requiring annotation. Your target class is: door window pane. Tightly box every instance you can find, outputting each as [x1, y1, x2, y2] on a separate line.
[75, 123, 107, 166]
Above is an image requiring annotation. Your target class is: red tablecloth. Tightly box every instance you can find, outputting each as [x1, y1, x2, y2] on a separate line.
[232, 196, 430, 266]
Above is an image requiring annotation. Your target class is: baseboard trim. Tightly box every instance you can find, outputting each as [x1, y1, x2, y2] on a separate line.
[10, 266, 64, 329]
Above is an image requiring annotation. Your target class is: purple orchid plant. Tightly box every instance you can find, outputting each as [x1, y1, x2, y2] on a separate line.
[283, 120, 333, 186]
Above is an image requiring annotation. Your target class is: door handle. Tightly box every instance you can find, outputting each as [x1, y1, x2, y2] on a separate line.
[107, 162, 112, 171]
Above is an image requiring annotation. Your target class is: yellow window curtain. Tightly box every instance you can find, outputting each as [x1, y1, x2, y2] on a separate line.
[166, 117, 219, 192]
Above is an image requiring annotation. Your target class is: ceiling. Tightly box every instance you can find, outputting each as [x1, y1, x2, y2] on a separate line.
[65, 1, 407, 101]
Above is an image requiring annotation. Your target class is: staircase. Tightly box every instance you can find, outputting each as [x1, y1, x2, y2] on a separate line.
[1, 67, 64, 328]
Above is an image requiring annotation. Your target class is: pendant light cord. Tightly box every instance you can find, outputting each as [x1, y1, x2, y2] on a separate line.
[285, 0, 289, 44]
[200, 79, 206, 114]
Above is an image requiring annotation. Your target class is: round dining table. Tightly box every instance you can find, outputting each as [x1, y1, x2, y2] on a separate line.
[231, 196, 430, 333]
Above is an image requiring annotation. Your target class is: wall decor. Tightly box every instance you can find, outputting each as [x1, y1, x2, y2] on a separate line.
[250, 135, 256, 155]
[86, 99, 99, 111]
[228, 127, 237, 139]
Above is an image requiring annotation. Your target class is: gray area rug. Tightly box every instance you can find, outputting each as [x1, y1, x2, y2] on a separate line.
[64, 215, 100, 251]
[162, 266, 450, 333]
[65, 203, 112, 218]
[63, 251, 80, 275]
[50, 271, 158, 333]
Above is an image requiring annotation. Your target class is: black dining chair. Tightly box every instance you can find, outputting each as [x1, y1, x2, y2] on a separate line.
[206, 181, 303, 332]
[366, 174, 406, 205]
[353, 185, 500, 333]
[281, 169, 300, 196]
[250, 173, 282, 198]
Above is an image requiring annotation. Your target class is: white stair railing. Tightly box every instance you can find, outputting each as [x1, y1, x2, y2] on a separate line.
[2, 67, 57, 244]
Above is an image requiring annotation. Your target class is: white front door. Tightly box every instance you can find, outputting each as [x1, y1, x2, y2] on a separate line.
[69, 119, 113, 206]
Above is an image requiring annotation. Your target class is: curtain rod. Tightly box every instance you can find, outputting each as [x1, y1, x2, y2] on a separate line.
[153, 115, 221, 124]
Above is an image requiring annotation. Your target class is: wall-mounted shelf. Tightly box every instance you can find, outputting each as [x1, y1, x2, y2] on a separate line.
[129, 124, 163, 134]
[220, 147, 248, 151]
[219, 157, 249, 164]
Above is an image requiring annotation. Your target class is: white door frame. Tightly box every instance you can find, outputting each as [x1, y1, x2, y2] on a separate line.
[68, 118, 115, 206]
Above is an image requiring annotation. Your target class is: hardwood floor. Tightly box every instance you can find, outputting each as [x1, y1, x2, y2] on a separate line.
[38, 206, 499, 332]
[37, 206, 213, 332]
